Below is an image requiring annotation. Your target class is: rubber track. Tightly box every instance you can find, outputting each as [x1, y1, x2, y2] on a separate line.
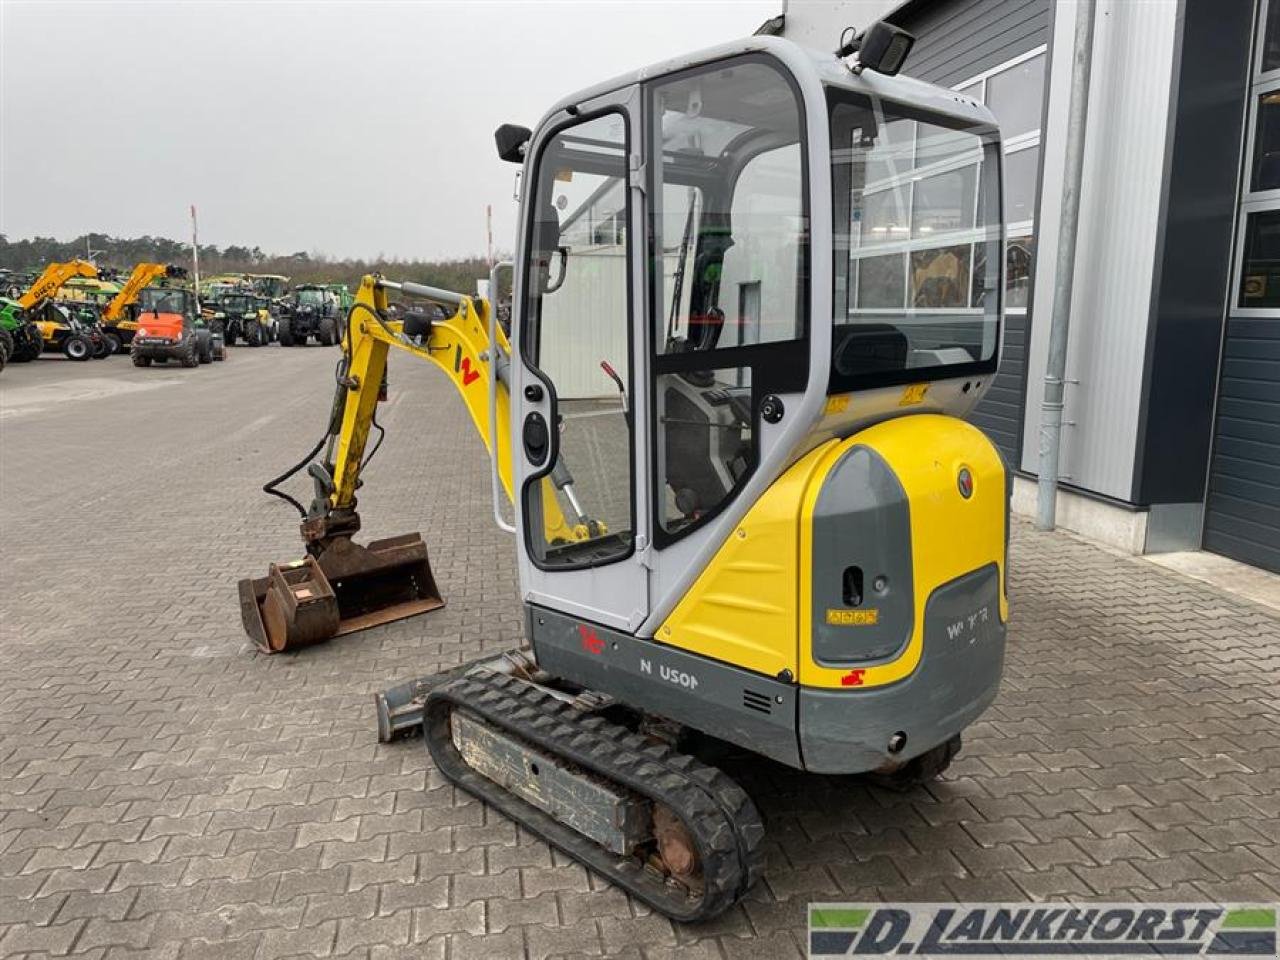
[424, 670, 765, 922]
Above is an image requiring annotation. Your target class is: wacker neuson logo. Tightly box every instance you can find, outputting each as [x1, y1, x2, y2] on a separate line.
[808, 904, 1277, 958]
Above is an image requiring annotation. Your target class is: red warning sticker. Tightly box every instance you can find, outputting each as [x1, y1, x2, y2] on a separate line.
[578, 624, 604, 655]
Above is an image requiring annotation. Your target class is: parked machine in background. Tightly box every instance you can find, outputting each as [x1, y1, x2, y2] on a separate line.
[17, 259, 97, 312]
[58, 276, 122, 318]
[28, 300, 107, 360]
[277, 283, 339, 346]
[239, 26, 1011, 922]
[325, 283, 355, 340]
[0, 297, 44, 365]
[247, 273, 289, 301]
[1, 269, 33, 300]
[98, 263, 189, 354]
[209, 291, 273, 346]
[130, 286, 223, 367]
[11, 261, 109, 360]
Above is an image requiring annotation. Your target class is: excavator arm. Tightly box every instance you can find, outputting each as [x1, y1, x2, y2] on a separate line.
[326, 276, 513, 513]
[19, 260, 97, 310]
[239, 274, 584, 653]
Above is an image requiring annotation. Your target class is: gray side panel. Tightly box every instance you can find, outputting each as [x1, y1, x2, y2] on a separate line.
[1203, 317, 1280, 573]
[811, 446, 914, 664]
[800, 563, 1005, 775]
[890, 0, 1051, 87]
[528, 605, 802, 768]
[1130, 0, 1254, 507]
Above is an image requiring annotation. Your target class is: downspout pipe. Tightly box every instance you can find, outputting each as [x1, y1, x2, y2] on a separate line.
[1037, 0, 1098, 530]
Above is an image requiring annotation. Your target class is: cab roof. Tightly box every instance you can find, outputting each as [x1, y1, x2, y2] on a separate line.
[536, 34, 997, 139]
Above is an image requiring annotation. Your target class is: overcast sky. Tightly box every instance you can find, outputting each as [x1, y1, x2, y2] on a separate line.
[1, 1, 783, 261]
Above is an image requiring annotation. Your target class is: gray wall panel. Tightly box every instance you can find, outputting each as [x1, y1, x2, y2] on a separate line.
[890, 0, 1050, 87]
[968, 313, 1027, 459]
[1131, 0, 1255, 507]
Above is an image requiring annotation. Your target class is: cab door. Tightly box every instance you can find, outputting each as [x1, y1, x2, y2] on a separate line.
[512, 87, 650, 632]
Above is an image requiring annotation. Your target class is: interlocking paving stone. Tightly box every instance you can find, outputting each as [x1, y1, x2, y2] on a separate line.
[2, 348, 1278, 958]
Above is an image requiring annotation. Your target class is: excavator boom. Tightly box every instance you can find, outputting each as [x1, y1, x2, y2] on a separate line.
[19, 260, 97, 310]
[238, 272, 596, 653]
[102, 263, 186, 325]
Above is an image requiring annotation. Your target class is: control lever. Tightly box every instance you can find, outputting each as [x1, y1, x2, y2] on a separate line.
[599, 359, 630, 427]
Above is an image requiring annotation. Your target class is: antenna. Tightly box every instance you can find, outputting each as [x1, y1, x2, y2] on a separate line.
[486, 204, 494, 269]
[190, 205, 201, 308]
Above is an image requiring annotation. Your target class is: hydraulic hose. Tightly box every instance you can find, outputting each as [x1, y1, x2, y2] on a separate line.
[262, 298, 396, 518]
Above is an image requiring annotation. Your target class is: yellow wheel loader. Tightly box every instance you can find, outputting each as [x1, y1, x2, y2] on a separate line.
[240, 25, 1009, 922]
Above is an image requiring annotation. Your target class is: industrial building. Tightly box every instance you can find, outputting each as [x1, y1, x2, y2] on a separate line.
[779, 0, 1279, 573]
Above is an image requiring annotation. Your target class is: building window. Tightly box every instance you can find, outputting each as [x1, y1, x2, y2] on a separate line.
[951, 48, 1047, 317]
[1261, 0, 1280, 75]
[1234, 1, 1280, 316]
[1252, 90, 1280, 191]
[1239, 209, 1280, 308]
[984, 55, 1047, 140]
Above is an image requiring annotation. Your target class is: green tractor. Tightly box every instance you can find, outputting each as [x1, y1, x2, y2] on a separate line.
[0, 296, 47, 367]
[207, 291, 274, 347]
[325, 284, 354, 340]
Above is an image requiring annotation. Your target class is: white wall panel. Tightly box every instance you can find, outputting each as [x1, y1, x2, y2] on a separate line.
[538, 248, 630, 399]
[779, 1, 900, 50]
[1020, 0, 1178, 500]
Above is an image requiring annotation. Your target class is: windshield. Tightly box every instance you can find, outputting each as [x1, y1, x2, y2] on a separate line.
[253, 277, 288, 298]
[829, 89, 1002, 389]
[138, 288, 189, 315]
[296, 289, 326, 306]
[222, 295, 252, 312]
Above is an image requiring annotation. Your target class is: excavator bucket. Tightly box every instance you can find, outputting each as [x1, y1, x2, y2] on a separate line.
[237, 533, 444, 653]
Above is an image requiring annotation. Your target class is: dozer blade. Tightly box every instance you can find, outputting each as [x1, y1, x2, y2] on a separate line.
[237, 532, 444, 653]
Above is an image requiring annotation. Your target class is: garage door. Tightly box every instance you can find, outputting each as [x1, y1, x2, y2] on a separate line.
[891, 0, 1051, 464]
[1205, 14, 1280, 575]
[1203, 316, 1280, 572]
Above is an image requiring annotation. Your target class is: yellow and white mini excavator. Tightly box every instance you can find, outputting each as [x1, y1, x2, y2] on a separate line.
[239, 25, 1010, 921]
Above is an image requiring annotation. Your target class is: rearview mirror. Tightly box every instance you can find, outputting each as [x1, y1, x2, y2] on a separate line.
[495, 123, 532, 164]
[854, 21, 915, 76]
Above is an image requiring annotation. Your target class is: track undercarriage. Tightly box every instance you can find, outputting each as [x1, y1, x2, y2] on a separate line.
[402, 659, 765, 921]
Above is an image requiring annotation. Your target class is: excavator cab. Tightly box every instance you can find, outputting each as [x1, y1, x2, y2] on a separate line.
[506, 38, 1005, 661]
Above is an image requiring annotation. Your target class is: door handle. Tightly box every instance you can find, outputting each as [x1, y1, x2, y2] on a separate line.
[523, 412, 550, 465]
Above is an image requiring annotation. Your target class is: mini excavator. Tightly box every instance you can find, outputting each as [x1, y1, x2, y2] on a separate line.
[239, 26, 1010, 921]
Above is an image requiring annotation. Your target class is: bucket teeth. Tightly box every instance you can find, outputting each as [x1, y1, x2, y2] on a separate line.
[237, 532, 444, 653]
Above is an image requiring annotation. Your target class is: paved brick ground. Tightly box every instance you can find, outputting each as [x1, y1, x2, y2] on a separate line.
[2, 347, 1278, 960]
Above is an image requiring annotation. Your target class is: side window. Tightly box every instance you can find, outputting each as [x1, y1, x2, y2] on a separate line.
[521, 112, 635, 568]
[649, 58, 808, 544]
[718, 143, 803, 347]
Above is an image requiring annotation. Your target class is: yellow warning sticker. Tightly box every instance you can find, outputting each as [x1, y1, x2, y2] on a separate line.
[824, 394, 851, 415]
[899, 383, 929, 406]
[825, 608, 880, 626]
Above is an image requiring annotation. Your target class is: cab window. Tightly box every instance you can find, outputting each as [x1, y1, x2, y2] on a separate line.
[648, 56, 808, 545]
[828, 90, 1002, 389]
